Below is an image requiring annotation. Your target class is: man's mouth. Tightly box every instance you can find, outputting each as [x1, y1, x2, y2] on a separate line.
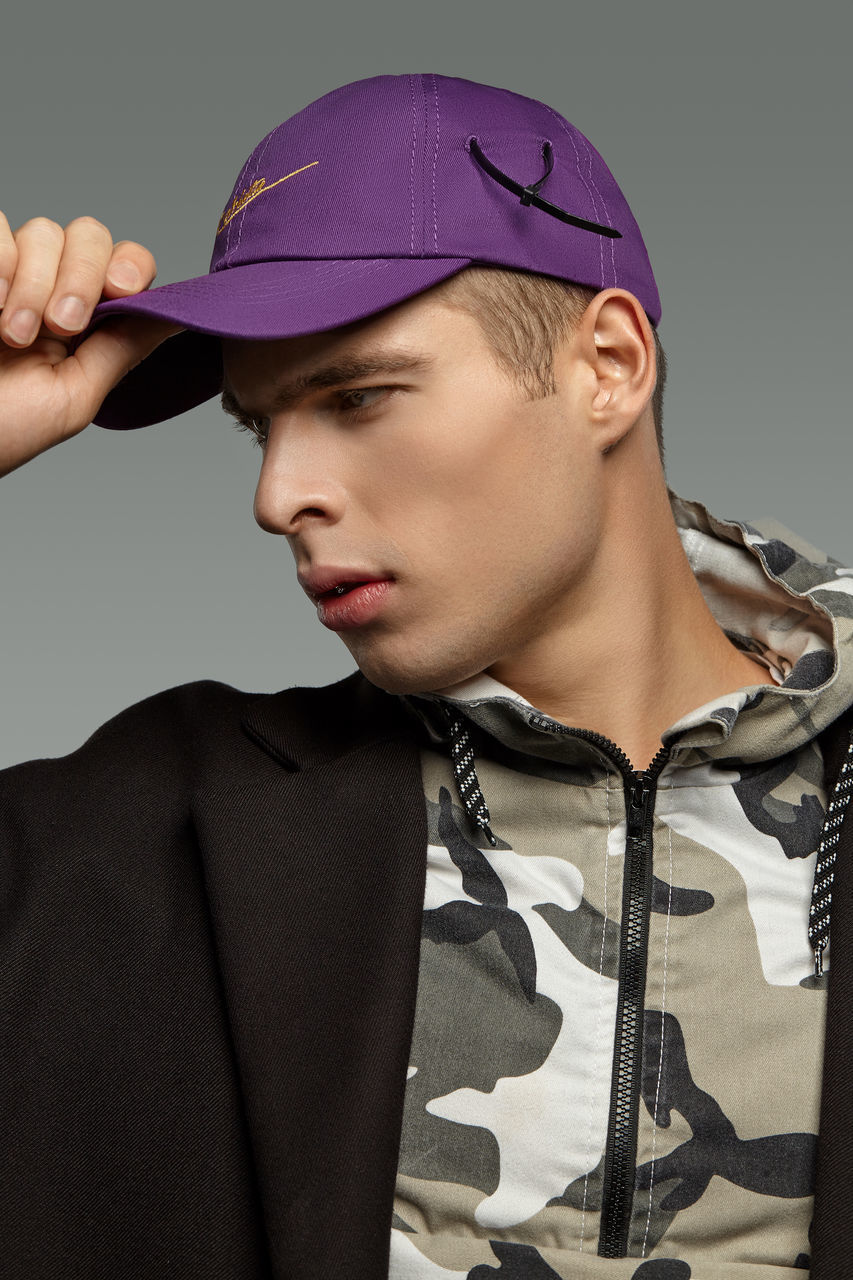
[323, 581, 371, 599]
[313, 579, 394, 631]
[296, 569, 394, 608]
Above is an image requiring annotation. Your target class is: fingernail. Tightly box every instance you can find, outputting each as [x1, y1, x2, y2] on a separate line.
[51, 295, 87, 330]
[107, 261, 140, 291]
[0, 278, 8, 308]
[6, 309, 38, 345]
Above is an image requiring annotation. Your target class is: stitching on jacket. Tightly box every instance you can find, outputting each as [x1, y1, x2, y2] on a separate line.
[642, 784, 674, 1256]
[580, 769, 615, 1250]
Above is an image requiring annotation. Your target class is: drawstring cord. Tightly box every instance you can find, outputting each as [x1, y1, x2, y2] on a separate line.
[438, 706, 853, 978]
[809, 731, 853, 977]
[440, 706, 498, 848]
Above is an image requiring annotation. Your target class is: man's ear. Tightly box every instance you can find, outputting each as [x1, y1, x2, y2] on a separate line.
[571, 288, 657, 454]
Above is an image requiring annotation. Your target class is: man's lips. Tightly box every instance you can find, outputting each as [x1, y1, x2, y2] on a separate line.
[314, 580, 393, 631]
[296, 568, 394, 605]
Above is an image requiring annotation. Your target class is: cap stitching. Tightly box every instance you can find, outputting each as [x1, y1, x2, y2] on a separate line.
[234, 130, 275, 263]
[161, 257, 467, 303]
[543, 105, 605, 289]
[430, 73, 440, 253]
[579, 132, 617, 288]
[421, 81, 430, 257]
[230, 145, 265, 264]
[408, 75, 417, 255]
[224, 152, 256, 261]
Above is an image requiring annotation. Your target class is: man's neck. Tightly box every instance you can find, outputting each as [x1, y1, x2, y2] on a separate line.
[485, 468, 773, 773]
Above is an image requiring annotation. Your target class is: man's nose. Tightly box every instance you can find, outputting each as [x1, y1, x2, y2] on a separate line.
[253, 433, 347, 535]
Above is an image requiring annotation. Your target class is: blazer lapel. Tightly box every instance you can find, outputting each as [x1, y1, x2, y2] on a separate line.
[194, 674, 428, 1280]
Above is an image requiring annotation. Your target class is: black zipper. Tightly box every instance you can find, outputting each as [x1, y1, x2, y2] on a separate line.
[527, 712, 671, 1257]
[598, 749, 669, 1256]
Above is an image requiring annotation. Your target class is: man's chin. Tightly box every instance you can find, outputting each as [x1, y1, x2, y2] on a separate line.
[351, 651, 485, 698]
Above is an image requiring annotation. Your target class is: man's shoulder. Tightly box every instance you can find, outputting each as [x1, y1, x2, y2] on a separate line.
[0, 670, 413, 794]
[0, 672, 422, 882]
[1, 677, 254, 788]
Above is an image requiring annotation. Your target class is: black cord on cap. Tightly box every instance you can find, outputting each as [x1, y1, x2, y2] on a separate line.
[468, 137, 622, 239]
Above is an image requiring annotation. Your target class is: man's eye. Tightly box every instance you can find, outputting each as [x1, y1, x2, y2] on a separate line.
[336, 387, 388, 414]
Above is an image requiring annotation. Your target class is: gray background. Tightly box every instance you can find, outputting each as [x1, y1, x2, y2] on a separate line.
[1, 0, 850, 767]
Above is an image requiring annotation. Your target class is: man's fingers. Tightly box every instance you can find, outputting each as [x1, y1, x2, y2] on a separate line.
[0, 217, 65, 348]
[0, 214, 165, 476]
[0, 216, 158, 352]
[43, 216, 114, 336]
[103, 240, 158, 299]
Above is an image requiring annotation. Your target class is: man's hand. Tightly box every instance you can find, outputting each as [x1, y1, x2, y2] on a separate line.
[0, 212, 181, 477]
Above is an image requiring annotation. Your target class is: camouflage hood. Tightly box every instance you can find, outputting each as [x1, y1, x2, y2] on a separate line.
[407, 489, 853, 771]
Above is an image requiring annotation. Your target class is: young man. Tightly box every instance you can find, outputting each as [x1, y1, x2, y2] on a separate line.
[2, 74, 852, 1279]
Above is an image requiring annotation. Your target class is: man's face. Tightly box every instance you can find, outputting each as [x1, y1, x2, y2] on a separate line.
[222, 289, 606, 694]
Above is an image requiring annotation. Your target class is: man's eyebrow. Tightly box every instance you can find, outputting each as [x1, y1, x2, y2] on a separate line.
[222, 350, 435, 419]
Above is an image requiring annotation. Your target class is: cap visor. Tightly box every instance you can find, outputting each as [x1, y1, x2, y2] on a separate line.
[91, 257, 472, 429]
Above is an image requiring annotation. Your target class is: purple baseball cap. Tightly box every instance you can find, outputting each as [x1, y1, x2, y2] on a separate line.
[92, 73, 660, 430]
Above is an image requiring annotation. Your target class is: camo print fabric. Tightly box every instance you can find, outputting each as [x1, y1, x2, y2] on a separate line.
[390, 491, 853, 1277]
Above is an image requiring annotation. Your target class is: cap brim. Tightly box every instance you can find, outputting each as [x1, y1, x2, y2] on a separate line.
[91, 256, 473, 429]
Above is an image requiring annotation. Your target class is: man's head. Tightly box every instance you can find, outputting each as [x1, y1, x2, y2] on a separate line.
[85, 72, 668, 695]
[221, 272, 662, 695]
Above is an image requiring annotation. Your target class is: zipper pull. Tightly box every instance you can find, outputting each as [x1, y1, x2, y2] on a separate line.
[626, 776, 650, 840]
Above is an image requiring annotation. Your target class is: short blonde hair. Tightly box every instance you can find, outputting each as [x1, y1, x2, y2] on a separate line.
[434, 266, 667, 464]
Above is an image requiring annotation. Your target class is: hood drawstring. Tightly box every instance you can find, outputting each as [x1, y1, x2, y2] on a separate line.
[438, 707, 853, 978]
[440, 707, 498, 848]
[809, 731, 853, 977]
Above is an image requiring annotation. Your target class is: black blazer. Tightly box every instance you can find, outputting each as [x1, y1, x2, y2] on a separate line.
[1, 674, 851, 1278]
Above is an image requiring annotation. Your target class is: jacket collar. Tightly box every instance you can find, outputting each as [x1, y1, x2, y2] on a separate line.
[240, 670, 415, 771]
